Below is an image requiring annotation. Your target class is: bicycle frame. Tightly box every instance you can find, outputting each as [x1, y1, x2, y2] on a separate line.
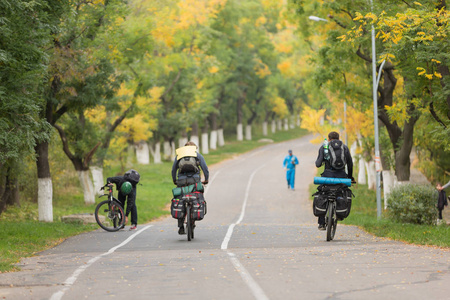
[95, 184, 125, 232]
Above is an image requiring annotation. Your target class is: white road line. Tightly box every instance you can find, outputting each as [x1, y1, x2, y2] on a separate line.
[221, 165, 269, 300]
[50, 225, 153, 300]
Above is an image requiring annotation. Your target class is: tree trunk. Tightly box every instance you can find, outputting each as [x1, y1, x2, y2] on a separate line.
[284, 118, 289, 130]
[201, 123, 209, 154]
[236, 123, 243, 141]
[191, 121, 200, 148]
[38, 178, 53, 221]
[35, 141, 53, 222]
[210, 130, 218, 150]
[382, 170, 395, 209]
[150, 141, 162, 164]
[271, 120, 276, 133]
[277, 119, 282, 130]
[245, 124, 252, 140]
[163, 140, 172, 160]
[179, 131, 188, 148]
[218, 128, 225, 147]
[358, 157, 367, 185]
[209, 113, 218, 150]
[77, 169, 95, 205]
[135, 140, 150, 165]
[394, 115, 418, 181]
[365, 160, 376, 190]
[90, 166, 104, 196]
[171, 141, 176, 160]
[262, 121, 268, 136]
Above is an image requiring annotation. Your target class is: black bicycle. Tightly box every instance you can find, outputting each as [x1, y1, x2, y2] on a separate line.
[183, 193, 197, 241]
[313, 177, 353, 241]
[95, 183, 125, 232]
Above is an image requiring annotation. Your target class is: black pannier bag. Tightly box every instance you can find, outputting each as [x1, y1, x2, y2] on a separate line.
[335, 188, 353, 219]
[191, 192, 207, 220]
[171, 198, 185, 219]
[313, 194, 328, 216]
[124, 169, 140, 185]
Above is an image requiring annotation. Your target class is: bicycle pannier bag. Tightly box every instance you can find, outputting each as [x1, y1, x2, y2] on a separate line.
[171, 198, 185, 219]
[313, 194, 327, 217]
[191, 193, 207, 220]
[335, 196, 349, 219]
[328, 140, 346, 170]
[124, 169, 140, 185]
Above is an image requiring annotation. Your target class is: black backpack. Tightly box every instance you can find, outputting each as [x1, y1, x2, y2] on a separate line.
[124, 169, 140, 185]
[178, 156, 199, 174]
[328, 140, 346, 170]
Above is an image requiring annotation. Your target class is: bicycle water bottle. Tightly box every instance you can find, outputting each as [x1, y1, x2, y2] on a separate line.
[323, 138, 330, 160]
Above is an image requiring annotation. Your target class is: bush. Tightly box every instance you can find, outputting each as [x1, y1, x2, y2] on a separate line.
[387, 184, 436, 225]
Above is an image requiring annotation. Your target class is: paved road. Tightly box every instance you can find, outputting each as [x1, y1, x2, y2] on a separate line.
[1, 135, 449, 300]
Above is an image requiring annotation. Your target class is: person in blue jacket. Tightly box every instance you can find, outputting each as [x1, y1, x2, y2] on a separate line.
[283, 150, 299, 190]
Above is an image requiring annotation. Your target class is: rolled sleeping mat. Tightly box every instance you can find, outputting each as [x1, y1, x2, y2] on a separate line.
[314, 176, 351, 187]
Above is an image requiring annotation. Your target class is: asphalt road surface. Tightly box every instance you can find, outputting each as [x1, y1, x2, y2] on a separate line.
[1, 135, 449, 300]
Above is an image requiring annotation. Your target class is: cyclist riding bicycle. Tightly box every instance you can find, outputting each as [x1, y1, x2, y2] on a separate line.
[107, 169, 140, 230]
[171, 141, 209, 235]
[315, 131, 354, 230]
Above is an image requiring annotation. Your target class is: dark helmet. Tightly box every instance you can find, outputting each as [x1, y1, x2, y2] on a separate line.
[121, 181, 132, 195]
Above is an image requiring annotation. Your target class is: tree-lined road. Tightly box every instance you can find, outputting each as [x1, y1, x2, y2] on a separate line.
[1, 135, 449, 299]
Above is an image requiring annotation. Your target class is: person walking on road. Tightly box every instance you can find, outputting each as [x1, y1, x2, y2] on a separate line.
[315, 131, 354, 230]
[436, 182, 448, 225]
[283, 150, 299, 191]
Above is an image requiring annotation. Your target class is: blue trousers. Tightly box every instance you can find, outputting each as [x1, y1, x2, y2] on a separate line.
[286, 169, 295, 189]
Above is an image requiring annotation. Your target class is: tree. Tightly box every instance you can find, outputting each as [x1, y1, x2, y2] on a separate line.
[0, 0, 62, 217]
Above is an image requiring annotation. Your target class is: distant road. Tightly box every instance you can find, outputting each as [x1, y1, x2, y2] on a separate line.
[1, 135, 449, 300]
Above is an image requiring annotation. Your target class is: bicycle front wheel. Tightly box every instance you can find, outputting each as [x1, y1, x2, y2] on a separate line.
[326, 202, 337, 241]
[186, 204, 193, 241]
[95, 200, 125, 232]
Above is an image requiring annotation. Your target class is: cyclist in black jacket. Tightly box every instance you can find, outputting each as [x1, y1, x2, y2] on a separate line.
[107, 171, 138, 230]
[315, 131, 354, 230]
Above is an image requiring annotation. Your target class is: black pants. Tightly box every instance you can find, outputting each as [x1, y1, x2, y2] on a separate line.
[119, 191, 138, 225]
[438, 209, 443, 220]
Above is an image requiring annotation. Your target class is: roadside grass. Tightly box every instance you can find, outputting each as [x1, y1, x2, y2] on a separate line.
[0, 127, 307, 273]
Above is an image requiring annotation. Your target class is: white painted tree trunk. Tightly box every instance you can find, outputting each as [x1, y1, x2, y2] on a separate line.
[245, 125, 252, 140]
[90, 166, 104, 195]
[190, 135, 199, 148]
[218, 129, 225, 147]
[382, 170, 395, 209]
[284, 118, 289, 130]
[262, 122, 268, 136]
[237, 123, 243, 141]
[271, 120, 276, 133]
[296, 115, 301, 127]
[289, 116, 294, 129]
[277, 119, 282, 130]
[170, 141, 176, 160]
[179, 137, 188, 148]
[350, 141, 357, 158]
[358, 158, 367, 184]
[210, 130, 218, 150]
[150, 142, 162, 164]
[365, 160, 376, 190]
[135, 140, 150, 165]
[163, 141, 172, 160]
[38, 178, 53, 222]
[77, 170, 95, 204]
[201, 132, 209, 154]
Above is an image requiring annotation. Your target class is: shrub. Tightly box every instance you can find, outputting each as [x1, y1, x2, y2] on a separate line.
[387, 184, 436, 225]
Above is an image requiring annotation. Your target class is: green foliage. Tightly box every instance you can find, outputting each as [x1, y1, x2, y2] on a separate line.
[386, 184, 437, 225]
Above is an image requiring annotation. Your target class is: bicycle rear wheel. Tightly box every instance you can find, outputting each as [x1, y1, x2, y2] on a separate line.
[326, 202, 337, 241]
[186, 204, 192, 241]
[95, 200, 125, 232]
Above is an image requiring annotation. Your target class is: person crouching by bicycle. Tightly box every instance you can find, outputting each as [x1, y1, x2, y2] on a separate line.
[107, 169, 140, 230]
[171, 141, 209, 235]
[315, 131, 354, 230]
